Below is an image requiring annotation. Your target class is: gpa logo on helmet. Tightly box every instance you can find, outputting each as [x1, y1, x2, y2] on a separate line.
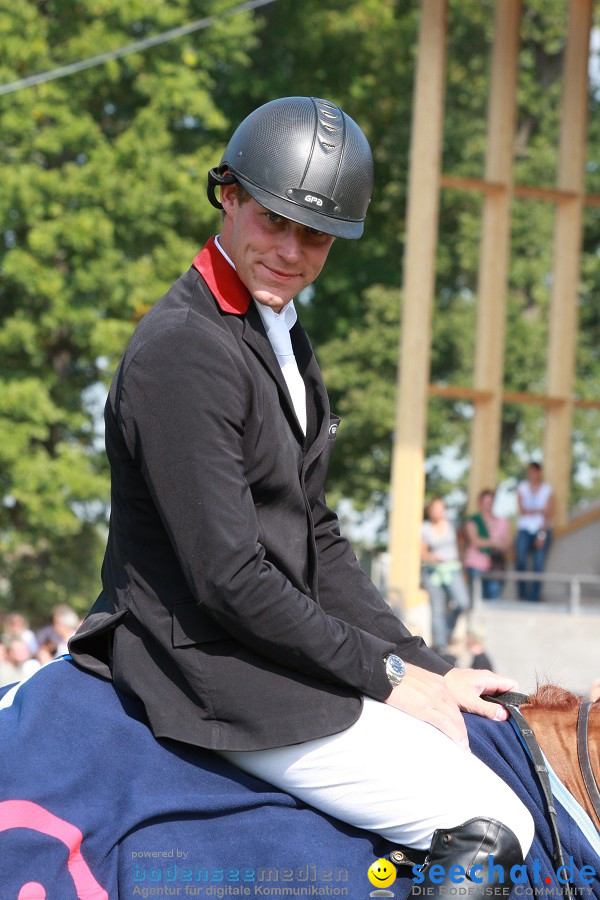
[286, 188, 339, 215]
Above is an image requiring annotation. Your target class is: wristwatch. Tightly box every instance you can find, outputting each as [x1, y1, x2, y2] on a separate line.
[384, 653, 406, 687]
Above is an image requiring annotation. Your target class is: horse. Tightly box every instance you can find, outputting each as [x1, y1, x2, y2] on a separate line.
[517, 685, 600, 833]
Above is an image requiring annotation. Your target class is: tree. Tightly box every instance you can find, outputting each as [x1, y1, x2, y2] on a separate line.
[0, 0, 258, 620]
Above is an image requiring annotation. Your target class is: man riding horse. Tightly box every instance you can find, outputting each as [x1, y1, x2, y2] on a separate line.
[70, 96, 534, 896]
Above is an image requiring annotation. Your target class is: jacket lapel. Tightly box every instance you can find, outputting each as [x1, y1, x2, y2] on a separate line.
[291, 323, 330, 464]
[242, 303, 306, 445]
[193, 236, 325, 451]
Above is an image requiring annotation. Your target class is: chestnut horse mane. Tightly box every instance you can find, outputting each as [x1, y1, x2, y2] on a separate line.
[524, 683, 600, 712]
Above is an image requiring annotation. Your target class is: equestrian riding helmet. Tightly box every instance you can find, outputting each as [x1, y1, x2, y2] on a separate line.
[207, 96, 373, 239]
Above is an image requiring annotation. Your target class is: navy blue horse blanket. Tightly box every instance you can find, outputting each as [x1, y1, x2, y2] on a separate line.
[0, 658, 598, 899]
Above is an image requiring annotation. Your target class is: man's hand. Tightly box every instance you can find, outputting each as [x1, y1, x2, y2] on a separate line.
[384, 664, 519, 750]
[384, 663, 470, 749]
[443, 667, 518, 722]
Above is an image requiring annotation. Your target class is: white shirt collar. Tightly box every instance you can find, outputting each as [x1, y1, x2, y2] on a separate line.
[214, 233, 236, 269]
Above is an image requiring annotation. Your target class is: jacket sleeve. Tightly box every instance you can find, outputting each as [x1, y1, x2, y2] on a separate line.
[311, 494, 452, 676]
[118, 323, 397, 702]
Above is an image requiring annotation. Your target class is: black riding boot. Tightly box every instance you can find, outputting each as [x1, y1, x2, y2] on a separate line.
[404, 817, 523, 898]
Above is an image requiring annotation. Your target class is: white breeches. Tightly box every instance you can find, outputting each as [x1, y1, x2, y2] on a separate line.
[219, 696, 535, 855]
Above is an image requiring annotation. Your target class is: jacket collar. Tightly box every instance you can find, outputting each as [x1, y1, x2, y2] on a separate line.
[191, 237, 329, 453]
[192, 237, 251, 315]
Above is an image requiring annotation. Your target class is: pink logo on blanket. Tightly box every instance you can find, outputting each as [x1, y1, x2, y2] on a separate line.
[0, 800, 108, 899]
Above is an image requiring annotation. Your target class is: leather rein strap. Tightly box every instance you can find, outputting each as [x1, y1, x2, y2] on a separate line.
[577, 700, 600, 822]
[483, 691, 572, 897]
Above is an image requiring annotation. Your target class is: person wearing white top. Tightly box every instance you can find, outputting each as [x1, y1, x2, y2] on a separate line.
[515, 462, 555, 601]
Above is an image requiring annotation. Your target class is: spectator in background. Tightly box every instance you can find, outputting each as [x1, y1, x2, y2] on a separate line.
[36, 604, 80, 655]
[464, 489, 512, 601]
[0, 607, 80, 688]
[420, 498, 470, 656]
[515, 462, 555, 602]
[53, 607, 81, 656]
[2, 612, 38, 656]
[36, 639, 59, 666]
[5, 639, 39, 680]
[466, 629, 494, 672]
[0, 643, 19, 688]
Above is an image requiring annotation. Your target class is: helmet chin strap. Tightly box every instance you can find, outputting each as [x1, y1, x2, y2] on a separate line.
[207, 164, 237, 210]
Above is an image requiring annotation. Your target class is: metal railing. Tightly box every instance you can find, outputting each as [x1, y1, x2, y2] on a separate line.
[471, 569, 600, 614]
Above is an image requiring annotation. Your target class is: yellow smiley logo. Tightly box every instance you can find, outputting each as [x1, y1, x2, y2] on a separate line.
[367, 858, 397, 888]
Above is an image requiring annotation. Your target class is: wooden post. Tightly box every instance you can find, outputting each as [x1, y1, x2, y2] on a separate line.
[543, 0, 592, 527]
[467, 0, 522, 512]
[387, 0, 447, 631]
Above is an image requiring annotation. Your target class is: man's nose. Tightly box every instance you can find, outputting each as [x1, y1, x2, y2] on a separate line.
[276, 224, 303, 260]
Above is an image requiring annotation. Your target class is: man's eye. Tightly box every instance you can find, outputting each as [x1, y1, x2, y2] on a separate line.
[266, 212, 281, 223]
[308, 227, 324, 236]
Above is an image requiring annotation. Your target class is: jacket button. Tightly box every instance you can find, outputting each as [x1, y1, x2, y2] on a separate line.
[390, 850, 404, 864]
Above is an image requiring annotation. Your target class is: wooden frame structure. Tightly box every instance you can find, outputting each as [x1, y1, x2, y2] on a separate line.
[387, 0, 597, 622]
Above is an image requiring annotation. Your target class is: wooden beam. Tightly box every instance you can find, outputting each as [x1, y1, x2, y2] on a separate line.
[467, 0, 521, 513]
[502, 391, 567, 408]
[388, 0, 448, 620]
[543, 0, 592, 527]
[574, 398, 600, 410]
[440, 174, 505, 195]
[428, 383, 600, 411]
[427, 384, 493, 402]
[440, 173, 600, 206]
[554, 503, 600, 538]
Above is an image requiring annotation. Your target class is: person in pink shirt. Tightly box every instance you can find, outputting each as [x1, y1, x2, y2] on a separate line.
[464, 489, 512, 601]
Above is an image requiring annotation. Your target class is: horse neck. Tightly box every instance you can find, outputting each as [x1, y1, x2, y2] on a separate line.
[524, 704, 600, 833]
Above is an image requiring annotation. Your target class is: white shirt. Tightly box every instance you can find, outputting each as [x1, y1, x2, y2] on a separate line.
[214, 236, 307, 435]
[517, 480, 553, 533]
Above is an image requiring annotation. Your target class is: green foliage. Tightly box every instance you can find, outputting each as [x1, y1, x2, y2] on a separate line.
[0, 0, 258, 620]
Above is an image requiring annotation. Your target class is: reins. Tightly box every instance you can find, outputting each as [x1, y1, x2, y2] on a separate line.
[483, 691, 573, 898]
[576, 700, 600, 823]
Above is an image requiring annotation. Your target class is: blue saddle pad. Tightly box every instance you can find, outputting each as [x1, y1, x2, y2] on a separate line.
[0, 658, 598, 898]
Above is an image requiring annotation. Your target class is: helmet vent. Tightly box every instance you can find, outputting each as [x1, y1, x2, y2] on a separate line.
[320, 141, 336, 152]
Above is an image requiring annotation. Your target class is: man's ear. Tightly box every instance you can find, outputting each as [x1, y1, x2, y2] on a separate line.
[220, 182, 238, 215]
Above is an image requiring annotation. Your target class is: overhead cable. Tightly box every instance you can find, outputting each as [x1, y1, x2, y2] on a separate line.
[0, 0, 278, 97]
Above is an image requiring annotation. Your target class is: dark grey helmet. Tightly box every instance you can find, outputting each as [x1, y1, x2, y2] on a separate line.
[207, 96, 373, 239]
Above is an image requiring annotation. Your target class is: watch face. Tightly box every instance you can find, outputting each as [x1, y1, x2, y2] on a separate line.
[386, 654, 405, 685]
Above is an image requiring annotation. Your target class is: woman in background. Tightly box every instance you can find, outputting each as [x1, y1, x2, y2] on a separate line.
[464, 489, 512, 601]
[421, 498, 470, 656]
[515, 462, 555, 602]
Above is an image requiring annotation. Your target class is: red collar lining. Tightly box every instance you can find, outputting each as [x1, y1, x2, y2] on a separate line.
[192, 237, 251, 315]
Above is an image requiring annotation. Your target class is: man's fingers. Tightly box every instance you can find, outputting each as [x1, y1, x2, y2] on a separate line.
[384, 666, 470, 749]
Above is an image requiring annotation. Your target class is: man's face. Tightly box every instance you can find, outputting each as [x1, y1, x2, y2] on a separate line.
[219, 184, 335, 312]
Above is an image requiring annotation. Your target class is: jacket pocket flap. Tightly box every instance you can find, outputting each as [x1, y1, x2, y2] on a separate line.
[172, 599, 231, 647]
